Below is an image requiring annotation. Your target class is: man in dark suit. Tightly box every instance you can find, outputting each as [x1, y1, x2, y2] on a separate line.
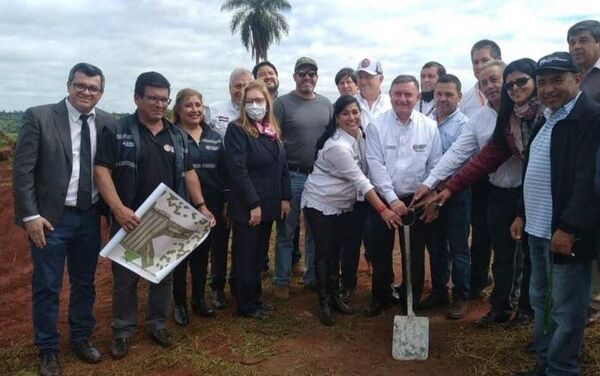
[13, 63, 114, 376]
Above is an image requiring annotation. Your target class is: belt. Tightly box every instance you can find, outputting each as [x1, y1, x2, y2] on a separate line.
[288, 165, 312, 175]
[490, 184, 521, 192]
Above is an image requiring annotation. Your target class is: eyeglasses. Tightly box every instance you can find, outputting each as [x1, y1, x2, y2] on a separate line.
[296, 71, 317, 78]
[244, 98, 266, 105]
[71, 82, 102, 94]
[504, 77, 532, 92]
[144, 96, 171, 105]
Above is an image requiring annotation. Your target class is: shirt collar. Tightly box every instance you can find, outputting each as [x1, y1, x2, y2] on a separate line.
[593, 56, 600, 71]
[436, 108, 461, 126]
[65, 97, 95, 122]
[393, 109, 416, 126]
[543, 91, 581, 121]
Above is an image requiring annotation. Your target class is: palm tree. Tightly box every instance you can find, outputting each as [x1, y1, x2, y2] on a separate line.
[221, 0, 291, 65]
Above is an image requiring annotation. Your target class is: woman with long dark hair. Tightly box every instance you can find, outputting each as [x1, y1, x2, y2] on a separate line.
[301, 95, 400, 326]
[433, 58, 540, 327]
[170, 88, 228, 325]
[224, 80, 291, 320]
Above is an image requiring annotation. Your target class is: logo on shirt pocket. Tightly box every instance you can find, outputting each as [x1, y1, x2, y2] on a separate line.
[412, 144, 427, 152]
[163, 144, 175, 153]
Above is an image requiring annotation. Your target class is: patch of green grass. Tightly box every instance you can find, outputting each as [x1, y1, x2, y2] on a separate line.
[0, 340, 37, 376]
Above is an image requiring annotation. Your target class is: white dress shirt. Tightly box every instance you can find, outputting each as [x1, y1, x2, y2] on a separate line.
[355, 92, 392, 132]
[65, 98, 98, 207]
[366, 109, 442, 204]
[459, 83, 487, 118]
[208, 99, 240, 137]
[422, 104, 523, 189]
[301, 128, 372, 215]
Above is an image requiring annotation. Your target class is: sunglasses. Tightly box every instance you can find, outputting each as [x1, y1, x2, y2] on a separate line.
[296, 71, 317, 78]
[504, 77, 532, 92]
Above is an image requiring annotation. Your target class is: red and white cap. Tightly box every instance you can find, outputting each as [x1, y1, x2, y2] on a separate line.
[357, 58, 383, 75]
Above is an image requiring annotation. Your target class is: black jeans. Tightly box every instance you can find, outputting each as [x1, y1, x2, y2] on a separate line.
[487, 185, 523, 314]
[232, 220, 273, 315]
[470, 179, 492, 295]
[370, 195, 426, 306]
[340, 201, 367, 291]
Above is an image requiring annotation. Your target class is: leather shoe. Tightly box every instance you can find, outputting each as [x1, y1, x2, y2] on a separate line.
[241, 308, 269, 320]
[504, 310, 533, 330]
[364, 300, 390, 317]
[447, 298, 468, 320]
[39, 352, 61, 376]
[71, 340, 101, 363]
[192, 301, 216, 318]
[340, 287, 354, 303]
[586, 307, 600, 327]
[174, 305, 189, 326]
[513, 363, 546, 375]
[110, 337, 130, 360]
[475, 310, 512, 327]
[258, 301, 275, 312]
[148, 329, 173, 347]
[416, 292, 450, 310]
[211, 290, 228, 309]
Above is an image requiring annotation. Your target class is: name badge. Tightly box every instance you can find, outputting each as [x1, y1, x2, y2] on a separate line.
[413, 144, 427, 152]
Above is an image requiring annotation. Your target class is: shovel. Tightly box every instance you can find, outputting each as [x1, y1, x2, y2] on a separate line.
[392, 213, 429, 360]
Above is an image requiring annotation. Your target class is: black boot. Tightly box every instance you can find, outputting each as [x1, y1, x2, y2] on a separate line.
[329, 271, 354, 314]
[331, 292, 354, 314]
[316, 261, 335, 326]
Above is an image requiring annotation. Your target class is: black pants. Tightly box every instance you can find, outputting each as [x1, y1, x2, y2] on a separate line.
[174, 193, 228, 305]
[207, 193, 233, 293]
[370, 195, 426, 306]
[470, 179, 492, 295]
[232, 220, 273, 315]
[340, 201, 367, 291]
[488, 185, 525, 314]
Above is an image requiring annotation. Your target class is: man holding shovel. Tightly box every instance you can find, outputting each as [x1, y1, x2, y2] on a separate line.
[364, 75, 442, 317]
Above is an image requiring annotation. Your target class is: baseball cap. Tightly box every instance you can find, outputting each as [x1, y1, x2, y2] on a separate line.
[357, 58, 383, 75]
[295, 57, 318, 71]
[534, 52, 581, 74]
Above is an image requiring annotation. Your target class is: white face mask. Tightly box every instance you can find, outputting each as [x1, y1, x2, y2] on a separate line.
[245, 102, 267, 121]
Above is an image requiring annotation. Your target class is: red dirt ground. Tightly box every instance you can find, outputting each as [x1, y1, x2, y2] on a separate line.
[0, 160, 493, 375]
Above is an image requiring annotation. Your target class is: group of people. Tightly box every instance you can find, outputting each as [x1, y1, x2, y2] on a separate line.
[12, 18, 600, 376]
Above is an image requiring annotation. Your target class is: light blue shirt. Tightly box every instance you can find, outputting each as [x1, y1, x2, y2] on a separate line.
[524, 92, 580, 239]
[436, 109, 469, 153]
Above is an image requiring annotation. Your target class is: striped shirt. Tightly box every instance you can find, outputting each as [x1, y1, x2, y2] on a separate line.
[524, 93, 580, 239]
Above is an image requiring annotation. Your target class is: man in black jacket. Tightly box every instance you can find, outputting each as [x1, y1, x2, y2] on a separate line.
[515, 52, 600, 376]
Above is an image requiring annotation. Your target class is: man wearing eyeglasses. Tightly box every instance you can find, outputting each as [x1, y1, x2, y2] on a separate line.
[272, 57, 333, 300]
[209, 68, 254, 137]
[95, 71, 214, 360]
[13, 63, 114, 376]
[514, 51, 600, 376]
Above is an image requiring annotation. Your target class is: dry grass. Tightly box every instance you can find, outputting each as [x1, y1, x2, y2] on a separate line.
[447, 322, 600, 375]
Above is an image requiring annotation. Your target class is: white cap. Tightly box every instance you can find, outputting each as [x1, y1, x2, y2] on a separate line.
[357, 58, 383, 75]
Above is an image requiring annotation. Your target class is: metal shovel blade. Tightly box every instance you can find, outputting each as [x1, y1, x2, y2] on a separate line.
[392, 314, 429, 360]
[392, 223, 429, 360]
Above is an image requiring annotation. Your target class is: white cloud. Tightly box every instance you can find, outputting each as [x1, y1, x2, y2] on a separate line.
[0, 0, 598, 111]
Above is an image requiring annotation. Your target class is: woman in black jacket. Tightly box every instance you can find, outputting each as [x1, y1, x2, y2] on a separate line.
[170, 88, 228, 325]
[224, 80, 291, 319]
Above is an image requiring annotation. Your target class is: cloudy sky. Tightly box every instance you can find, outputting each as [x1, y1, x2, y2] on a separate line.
[0, 0, 598, 112]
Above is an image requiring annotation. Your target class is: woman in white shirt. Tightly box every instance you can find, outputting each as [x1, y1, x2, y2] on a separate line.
[301, 95, 400, 326]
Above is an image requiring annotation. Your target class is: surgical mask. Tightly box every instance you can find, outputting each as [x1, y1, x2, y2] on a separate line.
[245, 102, 267, 121]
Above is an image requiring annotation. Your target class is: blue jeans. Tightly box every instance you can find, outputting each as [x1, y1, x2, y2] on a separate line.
[274, 171, 315, 286]
[528, 235, 591, 376]
[425, 189, 471, 299]
[31, 207, 100, 354]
